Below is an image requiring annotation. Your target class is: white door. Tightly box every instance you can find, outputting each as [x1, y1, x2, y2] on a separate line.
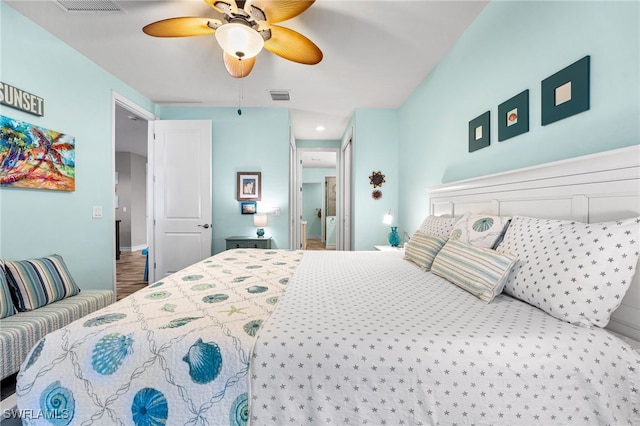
[149, 120, 212, 280]
[341, 136, 352, 250]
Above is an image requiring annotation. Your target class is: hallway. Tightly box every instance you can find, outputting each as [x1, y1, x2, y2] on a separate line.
[305, 238, 334, 251]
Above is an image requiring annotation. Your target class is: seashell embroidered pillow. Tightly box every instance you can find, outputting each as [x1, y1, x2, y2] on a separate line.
[448, 213, 511, 249]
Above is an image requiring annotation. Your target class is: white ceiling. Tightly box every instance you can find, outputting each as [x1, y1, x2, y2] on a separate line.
[6, 0, 488, 140]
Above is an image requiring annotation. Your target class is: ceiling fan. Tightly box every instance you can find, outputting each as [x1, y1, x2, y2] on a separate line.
[143, 0, 323, 78]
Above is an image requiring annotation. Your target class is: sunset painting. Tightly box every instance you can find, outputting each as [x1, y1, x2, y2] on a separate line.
[0, 115, 75, 191]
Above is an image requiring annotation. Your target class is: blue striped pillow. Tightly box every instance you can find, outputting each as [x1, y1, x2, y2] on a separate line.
[0, 260, 16, 318]
[403, 232, 447, 271]
[431, 240, 517, 303]
[4, 254, 81, 311]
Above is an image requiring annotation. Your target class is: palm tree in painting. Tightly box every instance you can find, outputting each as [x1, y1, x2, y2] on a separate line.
[28, 127, 74, 177]
[0, 118, 74, 188]
[0, 123, 31, 184]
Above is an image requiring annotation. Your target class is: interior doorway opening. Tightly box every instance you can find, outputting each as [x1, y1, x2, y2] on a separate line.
[296, 148, 338, 251]
[112, 94, 155, 299]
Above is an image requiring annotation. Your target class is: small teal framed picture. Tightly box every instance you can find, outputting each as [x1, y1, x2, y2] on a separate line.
[241, 201, 257, 214]
[541, 56, 590, 126]
[498, 90, 529, 142]
[468, 111, 490, 153]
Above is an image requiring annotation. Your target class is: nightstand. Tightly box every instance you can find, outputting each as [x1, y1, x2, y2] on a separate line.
[374, 245, 404, 253]
[225, 236, 272, 250]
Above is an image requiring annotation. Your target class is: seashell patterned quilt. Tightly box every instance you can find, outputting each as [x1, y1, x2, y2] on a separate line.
[16, 249, 302, 425]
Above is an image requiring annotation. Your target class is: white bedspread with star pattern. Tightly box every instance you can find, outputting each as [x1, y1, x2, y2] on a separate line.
[249, 251, 640, 425]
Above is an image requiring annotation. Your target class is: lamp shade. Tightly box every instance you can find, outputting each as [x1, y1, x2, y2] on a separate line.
[253, 213, 268, 227]
[383, 210, 393, 225]
[215, 23, 264, 59]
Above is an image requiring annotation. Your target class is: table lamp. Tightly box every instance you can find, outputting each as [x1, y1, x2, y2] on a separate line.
[253, 213, 267, 238]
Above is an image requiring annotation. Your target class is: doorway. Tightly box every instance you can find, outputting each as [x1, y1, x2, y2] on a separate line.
[112, 94, 155, 299]
[297, 148, 338, 251]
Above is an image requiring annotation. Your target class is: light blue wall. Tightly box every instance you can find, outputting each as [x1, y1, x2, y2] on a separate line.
[351, 109, 399, 250]
[0, 3, 154, 290]
[397, 0, 640, 234]
[156, 107, 290, 253]
[302, 183, 322, 238]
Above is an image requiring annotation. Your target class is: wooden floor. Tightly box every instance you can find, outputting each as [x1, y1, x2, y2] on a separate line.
[116, 250, 148, 300]
[306, 238, 334, 250]
[115, 241, 331, 301]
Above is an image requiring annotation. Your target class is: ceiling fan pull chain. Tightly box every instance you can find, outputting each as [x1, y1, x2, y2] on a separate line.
[237, 67, 243, 115]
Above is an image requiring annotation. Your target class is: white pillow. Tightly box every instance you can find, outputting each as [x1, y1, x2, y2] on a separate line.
[417, 215, 459, 239]
[448, 213, 511, 249]
[496, 215, 640, 327]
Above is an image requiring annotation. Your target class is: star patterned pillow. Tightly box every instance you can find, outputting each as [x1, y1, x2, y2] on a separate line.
[417, 215, 459, 239]
[496, 215, 640, 327]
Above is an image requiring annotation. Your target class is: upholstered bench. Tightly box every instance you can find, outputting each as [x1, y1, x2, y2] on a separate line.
[0, 254, 115, 381]
[0, 289, 114, 380]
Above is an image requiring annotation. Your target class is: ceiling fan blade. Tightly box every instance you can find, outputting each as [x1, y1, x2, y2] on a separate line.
[143, 17, 220, 37]
[264, 25, 322, 65]
[223, 52, 256, 78]
[250, 0, 315, 24]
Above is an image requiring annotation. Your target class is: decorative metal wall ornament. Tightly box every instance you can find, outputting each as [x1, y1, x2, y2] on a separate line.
[372, 190, 382, 200]
[369, 171, 385, 188]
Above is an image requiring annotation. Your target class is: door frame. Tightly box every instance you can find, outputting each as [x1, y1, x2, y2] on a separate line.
[111, 92, 156, 289]
[294, 147, 339, 250]
[338, 127, 353, 251]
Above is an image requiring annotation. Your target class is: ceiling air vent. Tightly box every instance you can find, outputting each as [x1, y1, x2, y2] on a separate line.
[53, 0, 125, 14]
[269, 90, 290, 101]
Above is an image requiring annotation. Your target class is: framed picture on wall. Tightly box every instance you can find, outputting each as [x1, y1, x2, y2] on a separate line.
[498, 89, 529, 141]
[241, 201, 257, 214]
[468, 111, 490, 153]
[237, 172, 261, 201]
[541, 56, 590, 126]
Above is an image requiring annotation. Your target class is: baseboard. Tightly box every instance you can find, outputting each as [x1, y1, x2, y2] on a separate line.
[120, 244, 147, 253]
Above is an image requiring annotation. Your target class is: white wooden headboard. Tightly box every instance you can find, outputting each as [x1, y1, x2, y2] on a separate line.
[428, 145, 640, 341]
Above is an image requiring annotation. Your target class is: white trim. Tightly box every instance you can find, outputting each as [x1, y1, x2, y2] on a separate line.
[111, 92, 156, 292]
[338, 126, 354, 251]
[119, 244, 148, 253]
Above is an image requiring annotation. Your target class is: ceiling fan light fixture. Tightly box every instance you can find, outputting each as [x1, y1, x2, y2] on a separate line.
[215, 23, 264, 59]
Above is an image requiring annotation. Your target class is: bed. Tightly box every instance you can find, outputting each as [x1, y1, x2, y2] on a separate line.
[14, 145, 640, 425]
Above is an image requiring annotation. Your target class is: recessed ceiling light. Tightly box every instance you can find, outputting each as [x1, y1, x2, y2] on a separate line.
[315, 125, 325, 132]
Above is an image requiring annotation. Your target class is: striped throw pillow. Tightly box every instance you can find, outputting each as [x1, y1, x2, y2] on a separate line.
[431, 240, 516, 303]
[403, 232, 447, 271]
[4, 254, 81, 311]
[0, 260, 16, 318]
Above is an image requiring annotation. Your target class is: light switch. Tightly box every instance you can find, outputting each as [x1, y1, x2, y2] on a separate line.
[92, 206, 103, 219]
